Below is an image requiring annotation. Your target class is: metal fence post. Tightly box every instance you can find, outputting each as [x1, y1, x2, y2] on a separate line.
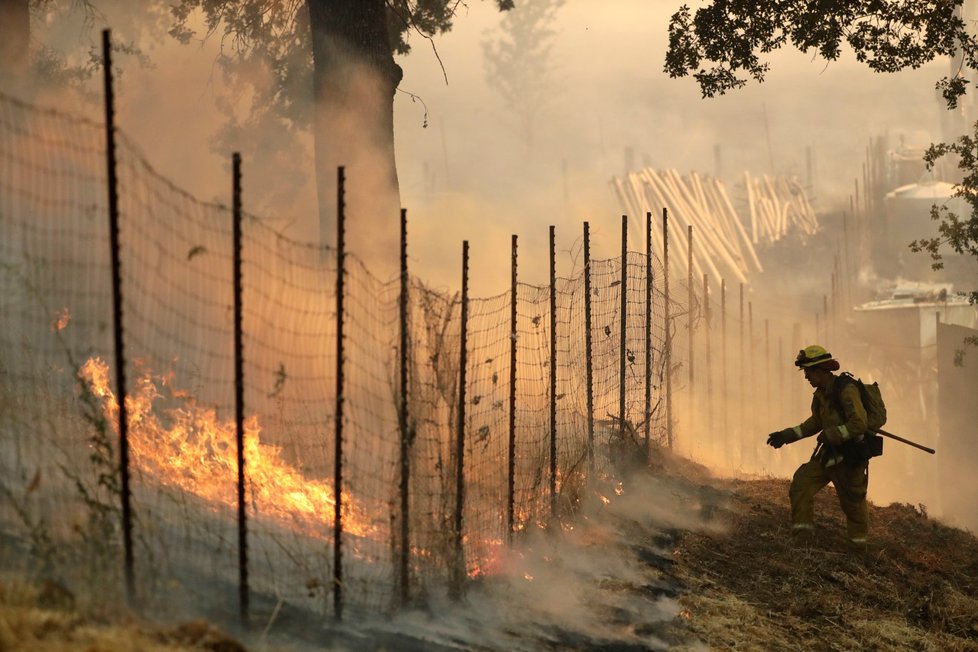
[832, 258, 839, 342]
[452, 240, 469, 599]
[764, 318, 770, 428]
[687, 224, 694, 435]
[703, 273, 711, 434]
[231, 153, 249, 623]
[739, 283, 744, 460]
[619, 215, 628, 441]
[508, 234, 517, 542]
[101, 29, 135, 603]
[822, 294, 835, 347]
[747, 301, 754, 464]
[778, 336, 784, 426]
[398, 208, 410, 605]
[583, 222, 595, 473]
[823, 294, 829, 344]
[721, 278, 727, 439]
[333, 166, 346, 620]
[792, 322, 802, 417]
[644, 212, 652, 456]
[843, 211, 852, 310]
[663, 209, 673, 449]
[549, 226, 557, 518]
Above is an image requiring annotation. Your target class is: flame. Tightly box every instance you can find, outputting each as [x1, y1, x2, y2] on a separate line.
[52, 307, 70, 332]
[79, 356, 374, 539]
[467, 537, 506, 579]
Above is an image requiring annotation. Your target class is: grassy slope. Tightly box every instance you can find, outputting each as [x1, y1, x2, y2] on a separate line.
[0, 578, 247, 652]
[670, 473, 978, 651]
[4, 450, 977, 651]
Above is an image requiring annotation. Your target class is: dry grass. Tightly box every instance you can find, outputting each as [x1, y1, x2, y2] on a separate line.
[670, 474, 978, 651]
[0, 577, 247, 652]
[4, 447, 977, 651]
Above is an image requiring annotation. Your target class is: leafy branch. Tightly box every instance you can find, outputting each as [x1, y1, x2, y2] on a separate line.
[665, 0, 978, 109]
[917, 126, 978, 304]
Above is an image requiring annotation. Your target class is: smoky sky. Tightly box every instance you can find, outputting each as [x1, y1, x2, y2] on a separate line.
[24, 0, 957, 294]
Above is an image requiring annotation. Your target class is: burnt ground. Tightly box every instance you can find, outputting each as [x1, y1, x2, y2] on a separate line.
[3, 446, 978, 651]
[663, 465, 978, 651]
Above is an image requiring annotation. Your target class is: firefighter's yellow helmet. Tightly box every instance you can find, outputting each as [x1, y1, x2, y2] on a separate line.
[794, 344, 836, 369]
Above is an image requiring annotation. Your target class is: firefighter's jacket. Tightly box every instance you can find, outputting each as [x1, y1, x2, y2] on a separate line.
[789, 375, 869, 467]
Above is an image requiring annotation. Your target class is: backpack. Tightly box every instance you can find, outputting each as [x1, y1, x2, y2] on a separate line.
[832, 372, 887, 462]
[834, 372, 887, 431]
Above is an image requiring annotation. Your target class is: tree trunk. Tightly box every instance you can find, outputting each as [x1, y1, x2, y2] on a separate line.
[0, 0, 30, 84]
[307, 0, 402, 275]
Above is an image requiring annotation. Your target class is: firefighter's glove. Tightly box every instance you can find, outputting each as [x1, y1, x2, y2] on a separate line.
[767, 428, 795, 449]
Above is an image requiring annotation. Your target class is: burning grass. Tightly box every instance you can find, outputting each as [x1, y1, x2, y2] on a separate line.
[6, 361, 977, 652]
[669, 474, 978, 651]
[78, 356, 376, 540]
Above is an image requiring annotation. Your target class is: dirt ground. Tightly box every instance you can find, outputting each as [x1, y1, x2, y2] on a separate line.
[666, 464, 978, 652]
[4, 448, 977, 651]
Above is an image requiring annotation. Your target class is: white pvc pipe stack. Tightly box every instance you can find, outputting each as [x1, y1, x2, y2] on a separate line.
[611, 167, 817, 290]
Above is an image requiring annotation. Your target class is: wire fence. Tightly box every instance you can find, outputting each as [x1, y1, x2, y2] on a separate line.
[0, 31, 859, 626]
[0, 88, 700, 621]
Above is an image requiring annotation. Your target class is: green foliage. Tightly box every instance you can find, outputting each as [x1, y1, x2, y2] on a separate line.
[163, 0, 512, 203]
[665, 0, 978, 305]
[919, 127, 978, 303]
[25, 0, 160, 96]
[952, 336, 978, 364]
[0, 263, 123, 585]
[167, 0, 314, 178]
[71, 362, 123, 519]
[664, 0, 978, 109]
[268, 362, 288, 398]
[29, 45, 98, 94]
[387, 0, 514, 55]
[0, 480, 59, 573]
[167, 0, 515, 132]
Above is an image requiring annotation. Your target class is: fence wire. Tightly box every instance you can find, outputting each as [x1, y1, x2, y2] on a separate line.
[0, 92, 703, 621]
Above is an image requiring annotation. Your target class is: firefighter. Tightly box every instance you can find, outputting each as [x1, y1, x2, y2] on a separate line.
[766, 345, 870, 548]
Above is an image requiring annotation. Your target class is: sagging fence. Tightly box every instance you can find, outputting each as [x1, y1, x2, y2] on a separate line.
[0, 33, 853, 627]
[0, 87, 690, 622]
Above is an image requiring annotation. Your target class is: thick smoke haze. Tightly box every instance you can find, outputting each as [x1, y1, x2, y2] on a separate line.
[4, 8, 978, 651]
[12, 0, 975, 545]
[276, 472, 725, 652]
[392, 1, 951, 293]
[23, 1, 953, 293]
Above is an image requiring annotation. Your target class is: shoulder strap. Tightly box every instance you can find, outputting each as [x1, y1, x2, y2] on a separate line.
[831, 372, 857, 417]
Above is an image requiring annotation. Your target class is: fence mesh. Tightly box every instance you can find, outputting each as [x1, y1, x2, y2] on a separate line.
[0, 91, 706, 620]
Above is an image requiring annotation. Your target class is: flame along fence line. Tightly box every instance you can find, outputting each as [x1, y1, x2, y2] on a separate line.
[0, 31, 849, 627]
[0, 90, 683, 619]
[0, 35, 689, 623]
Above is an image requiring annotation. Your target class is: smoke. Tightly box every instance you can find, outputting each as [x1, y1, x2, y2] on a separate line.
[392, 0, 950, 294]
[291, 470, 724, 652]
[16, 0, 954, 295]
[12, 0, 976, 582]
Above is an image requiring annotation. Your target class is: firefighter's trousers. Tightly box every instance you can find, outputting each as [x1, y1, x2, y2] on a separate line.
[789, 459, 869, 542]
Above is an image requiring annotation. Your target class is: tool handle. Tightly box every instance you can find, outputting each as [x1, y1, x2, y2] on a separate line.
[872, 428, 936, 455]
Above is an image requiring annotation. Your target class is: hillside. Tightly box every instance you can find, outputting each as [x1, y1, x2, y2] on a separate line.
[3, 450, 978, 651]
[669, 472, 978, 651]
